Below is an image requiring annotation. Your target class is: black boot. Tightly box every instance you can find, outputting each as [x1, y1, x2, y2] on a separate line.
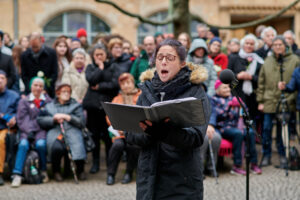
[106, 174, 115, 185]
[121, 173, 132, 184]
[89, 159, 99, 174]
[0, 174, 4, 186]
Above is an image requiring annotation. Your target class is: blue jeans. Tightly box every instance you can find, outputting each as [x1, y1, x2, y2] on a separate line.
[262, 114, 285, 158]
[221, 128, 258, 166]
[13, 139, 47, 175]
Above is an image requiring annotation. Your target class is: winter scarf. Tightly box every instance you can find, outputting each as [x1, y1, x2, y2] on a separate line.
[238, 49, 264, 95]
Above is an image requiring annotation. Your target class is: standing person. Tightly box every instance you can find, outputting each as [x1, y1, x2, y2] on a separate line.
[227, 38, 240, 59]
[76, 28, 89, 51]
[19, 36, 29, 51]
[127, 39, 210, 200]
[108, 38, 132, 75]
[53, 38, 72, 86]
[196, 23, 208, 41]
[130, 35, 156, 85]
[228, 34, 264, 121]
[61, 48, 88, 103]
[257, 36, 299, 167]
[283, 30, 299, 54]
[206, 27, 219, 42]
[256, 26, 277, 59]
[21, 33, 58, 97]
[37, 83, 87, 181]
[0, 30, 12, 56]
[3, 33, 14, 50]
[11, 77, 51, 187]
[11, 45, 25, 95]
[208, 37, 228, 73]
[187, 38, 217, 96]
[106, 73, 141, 185]
[0, 31, 16, 89]
[82, 44, 119, 174]
[177, 32, 191, 52]
[0, 70, 19, 186]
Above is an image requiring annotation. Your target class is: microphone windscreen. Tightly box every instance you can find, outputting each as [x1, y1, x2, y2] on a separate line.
[219, 69, 235, 84]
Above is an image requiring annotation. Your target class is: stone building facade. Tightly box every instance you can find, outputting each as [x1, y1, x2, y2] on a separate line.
[0, 0, 299, 45]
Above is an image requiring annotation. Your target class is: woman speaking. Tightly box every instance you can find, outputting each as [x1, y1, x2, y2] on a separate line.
[126, 39, 210, 200]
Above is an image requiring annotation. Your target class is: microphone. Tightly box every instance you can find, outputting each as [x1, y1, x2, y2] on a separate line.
[219, 69, 238, 88]
[277, 54, 283, 65]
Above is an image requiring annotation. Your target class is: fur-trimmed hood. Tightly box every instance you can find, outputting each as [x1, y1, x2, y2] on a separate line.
[139, 62, 208, 84]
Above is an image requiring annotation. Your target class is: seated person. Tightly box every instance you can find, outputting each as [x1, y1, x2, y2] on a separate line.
[37, 83, 86, 181]
[106, 73, 141, 185]
[210, 80, 261, 175]
[0, 70, 19, 186]
[11, 77, 51, 187]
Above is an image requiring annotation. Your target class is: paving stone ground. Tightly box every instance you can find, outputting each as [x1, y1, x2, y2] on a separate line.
[1, 144, 300, 200]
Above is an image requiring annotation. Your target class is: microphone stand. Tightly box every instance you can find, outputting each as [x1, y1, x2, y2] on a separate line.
[230, 81, 251, 200]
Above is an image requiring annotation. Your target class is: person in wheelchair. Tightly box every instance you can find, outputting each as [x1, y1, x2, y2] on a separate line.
[11, 77, 51, 187]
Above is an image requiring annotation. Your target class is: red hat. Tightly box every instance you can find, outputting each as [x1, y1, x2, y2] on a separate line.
[77, 28, 87, 38]
[214, 79, 222, 90]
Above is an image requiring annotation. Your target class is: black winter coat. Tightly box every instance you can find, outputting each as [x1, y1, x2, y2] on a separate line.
[126, 66, 210, 200]
[21, 46, 58, 97]
[110, 53, 133, 75]
[228, 53, 262, 99]
[0, 52, 16, 88]
[255, 45, 271, 59]
[82, 61, 119, 111]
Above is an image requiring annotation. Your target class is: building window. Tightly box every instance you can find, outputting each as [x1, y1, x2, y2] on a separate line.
[43, 11, 110, 46]
[137, 11, 198, 44]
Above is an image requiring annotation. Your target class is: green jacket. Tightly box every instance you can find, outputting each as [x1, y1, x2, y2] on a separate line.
[257, 50, 300, 113]
[130, 50, 150, 85]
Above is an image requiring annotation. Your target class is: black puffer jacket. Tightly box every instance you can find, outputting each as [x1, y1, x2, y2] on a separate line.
[82, 61, 119, 111]
[126, 64, 210, 200]
[110, 53, 133, 75]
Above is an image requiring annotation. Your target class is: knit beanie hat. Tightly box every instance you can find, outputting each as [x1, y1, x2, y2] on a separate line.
[77, 28, 87, 38]
[209, 37, 222, 45]
[209, 27, 219, 37]
[214, 79, 222, 90]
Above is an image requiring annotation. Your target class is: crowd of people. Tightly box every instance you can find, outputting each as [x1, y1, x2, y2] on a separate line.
[0, 23, 299, 191]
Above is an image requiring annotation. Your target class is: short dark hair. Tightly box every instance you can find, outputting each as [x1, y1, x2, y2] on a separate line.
[0, 30, 3, 41]
[151, 38, 186, 66]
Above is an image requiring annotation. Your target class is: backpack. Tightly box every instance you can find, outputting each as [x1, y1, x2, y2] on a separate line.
[289, 146, 300, 170]
[23, 150, 42, 184]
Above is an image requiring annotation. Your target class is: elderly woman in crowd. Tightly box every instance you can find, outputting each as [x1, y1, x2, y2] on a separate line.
[61, 48, 88, 103]
[228, 34, 264, 121]
[11, 77, 51, 187]
[186, 38, 217, 97]
[37, 83, 86, 181]
[127, 39, 210, 200]
[82, 43, 119, 174]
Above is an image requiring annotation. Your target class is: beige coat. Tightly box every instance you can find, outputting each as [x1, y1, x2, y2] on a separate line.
[61, 62, 89, 102]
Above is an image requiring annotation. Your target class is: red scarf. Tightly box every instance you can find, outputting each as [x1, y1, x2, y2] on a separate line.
[33, 99, 41, 109]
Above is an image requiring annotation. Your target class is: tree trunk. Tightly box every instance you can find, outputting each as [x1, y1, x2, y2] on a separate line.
[172, 0, 190, 38]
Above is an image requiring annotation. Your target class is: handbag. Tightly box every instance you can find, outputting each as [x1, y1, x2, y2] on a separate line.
[82, 127, 95, 152]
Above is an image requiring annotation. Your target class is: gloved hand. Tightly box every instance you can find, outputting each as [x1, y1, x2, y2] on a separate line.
[228, 97, 240, 107]
[139, 118, 171, 140]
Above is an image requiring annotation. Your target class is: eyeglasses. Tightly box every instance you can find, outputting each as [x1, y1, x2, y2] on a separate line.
[156, 54, 177, 62]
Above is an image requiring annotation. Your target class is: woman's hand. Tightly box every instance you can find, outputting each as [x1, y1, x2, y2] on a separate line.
[237, 71, 252, 80]
[206, 125, 215, 140]
[91, 85, 99, 90]
[278, 81, 286, 90]
[258, 104, 264, 112]
[95, 59, 104, 70]
[53, 113, 71, 123]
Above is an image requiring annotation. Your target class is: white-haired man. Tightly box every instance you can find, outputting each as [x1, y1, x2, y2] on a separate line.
[256, 26, 277, 59]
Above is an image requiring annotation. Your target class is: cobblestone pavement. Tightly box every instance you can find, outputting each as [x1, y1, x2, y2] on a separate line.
[1, 145, 300, 200]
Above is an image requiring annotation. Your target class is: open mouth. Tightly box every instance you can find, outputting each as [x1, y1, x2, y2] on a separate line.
[161, 70, 169, 75]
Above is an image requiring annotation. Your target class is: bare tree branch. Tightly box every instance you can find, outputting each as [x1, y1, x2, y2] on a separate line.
[95, 0, 174, 25]
[191, 0, 300, 29]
